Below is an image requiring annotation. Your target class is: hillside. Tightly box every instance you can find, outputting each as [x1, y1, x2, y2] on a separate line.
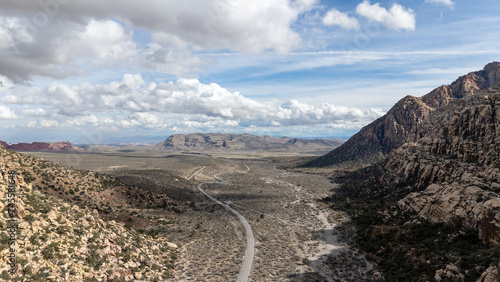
[155, 133, 343, 154]
[306, 62, 500, 167]
[0, 141, 83, 152]
[327, 63, 500, 281]
[0, 146, 178, 280]
[385, 89, 500, 244]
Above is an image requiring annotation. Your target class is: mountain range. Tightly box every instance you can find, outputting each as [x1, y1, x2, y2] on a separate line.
[154, 133, 344, 154]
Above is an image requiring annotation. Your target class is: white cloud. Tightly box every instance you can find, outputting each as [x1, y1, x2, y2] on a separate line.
[26, 119, 59, 128]
[1, 74, 384, 131]
[0, 0, 318, 82]
[66, 20, 139, 66]
[129, 112, 165, 129]
[322, 8, 360, 31]
[425, 0, 455, 9]
[0, 105, 17, 119]
[356, 0, 416, 31]
[21, 108, 50, 117]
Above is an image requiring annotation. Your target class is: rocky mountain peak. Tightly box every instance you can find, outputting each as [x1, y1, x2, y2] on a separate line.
[306, 62, 500, 167]
[482, 61, 500, 88]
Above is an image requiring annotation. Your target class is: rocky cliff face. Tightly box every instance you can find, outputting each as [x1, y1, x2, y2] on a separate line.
[386, 91, 500, 244]
[0, 141, 83, 152]
[156, 133, 343, 153]
[307, 62, 500, 167]
[331, 63, 500, 280]
[308, 96, 433, 166]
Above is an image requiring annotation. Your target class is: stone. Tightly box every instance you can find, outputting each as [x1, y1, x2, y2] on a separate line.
[47, 210, 59, 225]
[434, 272, 442, 282]
[32, 221, 43, 233]
[16, 204, 27, 219]
[445, 264, 459, 274]
[166, 242, 178, 249]
[77, 246, 89, 255]
[18, 221, 29, 229]
[134, 272, 142, 279]
[124, 260, 138, 268]
[77, 218, 89, 228]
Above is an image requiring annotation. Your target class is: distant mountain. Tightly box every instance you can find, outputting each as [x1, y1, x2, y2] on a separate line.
[0, 140, 83, 152]
[306, 62, 500, 167]
[154, 133, 343, 154]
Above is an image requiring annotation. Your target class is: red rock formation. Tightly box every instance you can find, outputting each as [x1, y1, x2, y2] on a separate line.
[2, 141, 83, 152]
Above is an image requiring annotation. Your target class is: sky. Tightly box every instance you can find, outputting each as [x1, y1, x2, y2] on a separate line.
[0, 0, 499, 144]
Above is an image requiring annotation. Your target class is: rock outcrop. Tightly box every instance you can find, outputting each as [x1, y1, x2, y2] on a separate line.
[324, 62, 500, 281]
[0, 141, 8, 149]
[0, 141, 83, 152]
[306, 61, 500, 167]
[385, 91, 500, 244]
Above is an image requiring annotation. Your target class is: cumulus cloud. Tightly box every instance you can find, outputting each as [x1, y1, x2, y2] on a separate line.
[322, 8, 360, 31]
[425, 0, 454, 9]
[0, 105, 17, 119]
[1, 74, 384, 130]
[0, 0, 317, 82]
[356, 0, 416, 31]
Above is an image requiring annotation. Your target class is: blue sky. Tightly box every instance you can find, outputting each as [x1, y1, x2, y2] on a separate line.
[0, 0, 499, 144]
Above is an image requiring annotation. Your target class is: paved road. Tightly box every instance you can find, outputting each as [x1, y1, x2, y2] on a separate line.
[187, 166, 206, 180]
[189, 167, 255, 282]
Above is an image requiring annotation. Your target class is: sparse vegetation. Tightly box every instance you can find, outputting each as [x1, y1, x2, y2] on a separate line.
[352, 204, 500, 281]
[0, 147, 177, 280]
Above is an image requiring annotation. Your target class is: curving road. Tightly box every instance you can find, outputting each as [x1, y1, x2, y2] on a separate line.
[188, 166, 206, 180]
[189, 166, 254, 282]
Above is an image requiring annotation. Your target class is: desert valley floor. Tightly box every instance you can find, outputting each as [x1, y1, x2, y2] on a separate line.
[24, 150, 376, 281]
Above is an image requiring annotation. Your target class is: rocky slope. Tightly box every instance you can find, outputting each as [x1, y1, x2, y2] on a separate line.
[326, 63, 500, 281]
[385, 90, 500, 245]
[0, 146, 178, 280]
[306, 62, 500, 167]
[333, 64, 500, 244]
[0, 141, 83, 152]
[155, 133, 343, 154]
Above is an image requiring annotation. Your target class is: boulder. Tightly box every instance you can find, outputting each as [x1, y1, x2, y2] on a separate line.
[477, 199, 500, 245]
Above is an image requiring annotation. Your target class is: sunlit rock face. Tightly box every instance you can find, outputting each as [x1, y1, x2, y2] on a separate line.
[307, 62, 500, 167]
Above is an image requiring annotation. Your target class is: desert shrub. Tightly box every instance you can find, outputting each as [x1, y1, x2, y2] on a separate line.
[86, 252, 106, 271]
[0, 271, 10, 280]
[41, 242, 60, 260]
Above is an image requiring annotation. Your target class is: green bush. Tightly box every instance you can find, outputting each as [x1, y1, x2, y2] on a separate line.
[41, 242, 60, 260]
